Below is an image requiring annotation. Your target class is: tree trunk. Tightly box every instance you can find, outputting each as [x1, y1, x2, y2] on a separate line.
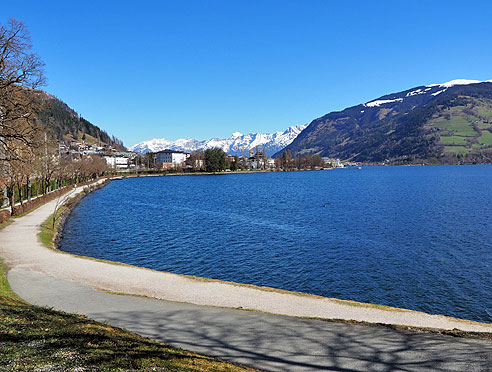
[7, 187, 14, 215]
[27, 176, 31, 201]
[16, 182, 23, 206]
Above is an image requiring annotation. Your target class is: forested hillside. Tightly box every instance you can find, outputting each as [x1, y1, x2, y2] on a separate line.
[35, 91, 125, 150]
[278, 80, 492, 164]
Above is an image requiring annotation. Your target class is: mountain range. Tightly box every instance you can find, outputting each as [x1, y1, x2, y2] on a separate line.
[280, 79, 492, 164]
[130, 125, 308, 157]
[131, 78, 492, 165]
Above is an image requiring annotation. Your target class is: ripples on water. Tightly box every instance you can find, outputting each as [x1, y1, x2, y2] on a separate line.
[61, 165, 492, 322]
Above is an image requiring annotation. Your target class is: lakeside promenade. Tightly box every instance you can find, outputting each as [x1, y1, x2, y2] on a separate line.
[1, 179, 492, 370]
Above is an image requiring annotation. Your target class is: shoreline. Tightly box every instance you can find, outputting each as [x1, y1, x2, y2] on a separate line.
[101, 163, 492, 185]
[114, 167, 320, 178]
[1, 177, 492, 335]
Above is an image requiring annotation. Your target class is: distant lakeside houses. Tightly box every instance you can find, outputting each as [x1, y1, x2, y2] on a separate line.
[58, 139, 135, 170]
[148, 149, 345, 170]
[154, 150, 189, 169]
[58, 139, 346, 171]
[152, 148, 274, 170]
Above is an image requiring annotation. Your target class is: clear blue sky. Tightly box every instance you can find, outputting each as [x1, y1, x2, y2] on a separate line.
[3, 0, 492, 146]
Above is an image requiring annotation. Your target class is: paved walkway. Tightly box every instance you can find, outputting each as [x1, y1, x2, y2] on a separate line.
[9, 269, 492, 372]
[1, 180, 492, 371]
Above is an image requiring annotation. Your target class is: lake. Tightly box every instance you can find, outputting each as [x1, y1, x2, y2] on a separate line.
[60, 165, 492, 323]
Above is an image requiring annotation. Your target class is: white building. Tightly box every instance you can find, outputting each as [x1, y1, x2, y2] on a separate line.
[104, 156, 129, 169]
[322, 157, 344, 168]
[154, 150, 189, 168]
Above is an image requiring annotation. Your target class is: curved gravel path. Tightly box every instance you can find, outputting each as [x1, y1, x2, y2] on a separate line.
[0, 180, 491, 333]
[1, 180, 492, 333]
[1, 180, 492, 371]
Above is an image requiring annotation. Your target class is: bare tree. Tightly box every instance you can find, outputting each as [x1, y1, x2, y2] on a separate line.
[189, 150, 204, 171]
[33, 132, 60, 194]
[281, 150, 293, 169]
[51, 186, 76, 229]
[1, 126, 36, 211]
[0, 18, 45, 161]
[311, 154, 325, 168]
[87, 155, 108, 177]
[2, 155, 24, 211]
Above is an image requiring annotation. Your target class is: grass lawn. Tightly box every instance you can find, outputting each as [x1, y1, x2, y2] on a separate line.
[476, 121, 492, 130]
[447, 105, 467, 114]
[434, 116, 478, 137]
[38, 205, 67, 249]
[476, 107, 492, 117]
[443, 146, 471, 154]
[478, 130, 492, 146]
[79, 131, 100, 145]
[0, 219, 13, 231]
[439, 136, 470, 145]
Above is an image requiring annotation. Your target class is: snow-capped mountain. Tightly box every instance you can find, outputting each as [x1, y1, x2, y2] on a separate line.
[361, 79, 492, 108]
[130, 125, 308, 156]
[282, 78, 492, 163]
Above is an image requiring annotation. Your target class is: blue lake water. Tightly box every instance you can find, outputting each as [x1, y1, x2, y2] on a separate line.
[60, 165, 492, 323]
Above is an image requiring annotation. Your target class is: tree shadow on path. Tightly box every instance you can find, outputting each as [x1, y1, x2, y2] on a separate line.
[90, 306, 492, 372]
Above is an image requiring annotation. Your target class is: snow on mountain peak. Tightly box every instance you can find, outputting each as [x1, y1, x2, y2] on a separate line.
[363, 78, 492, 108]
[427, 78, 490, 88]
[129, 124, 308, 155]
[364, 98, 403, 107]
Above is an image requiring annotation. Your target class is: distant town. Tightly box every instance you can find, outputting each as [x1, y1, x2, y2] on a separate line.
[64, 139, 346, 172]
[1, 130, 348, 214]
